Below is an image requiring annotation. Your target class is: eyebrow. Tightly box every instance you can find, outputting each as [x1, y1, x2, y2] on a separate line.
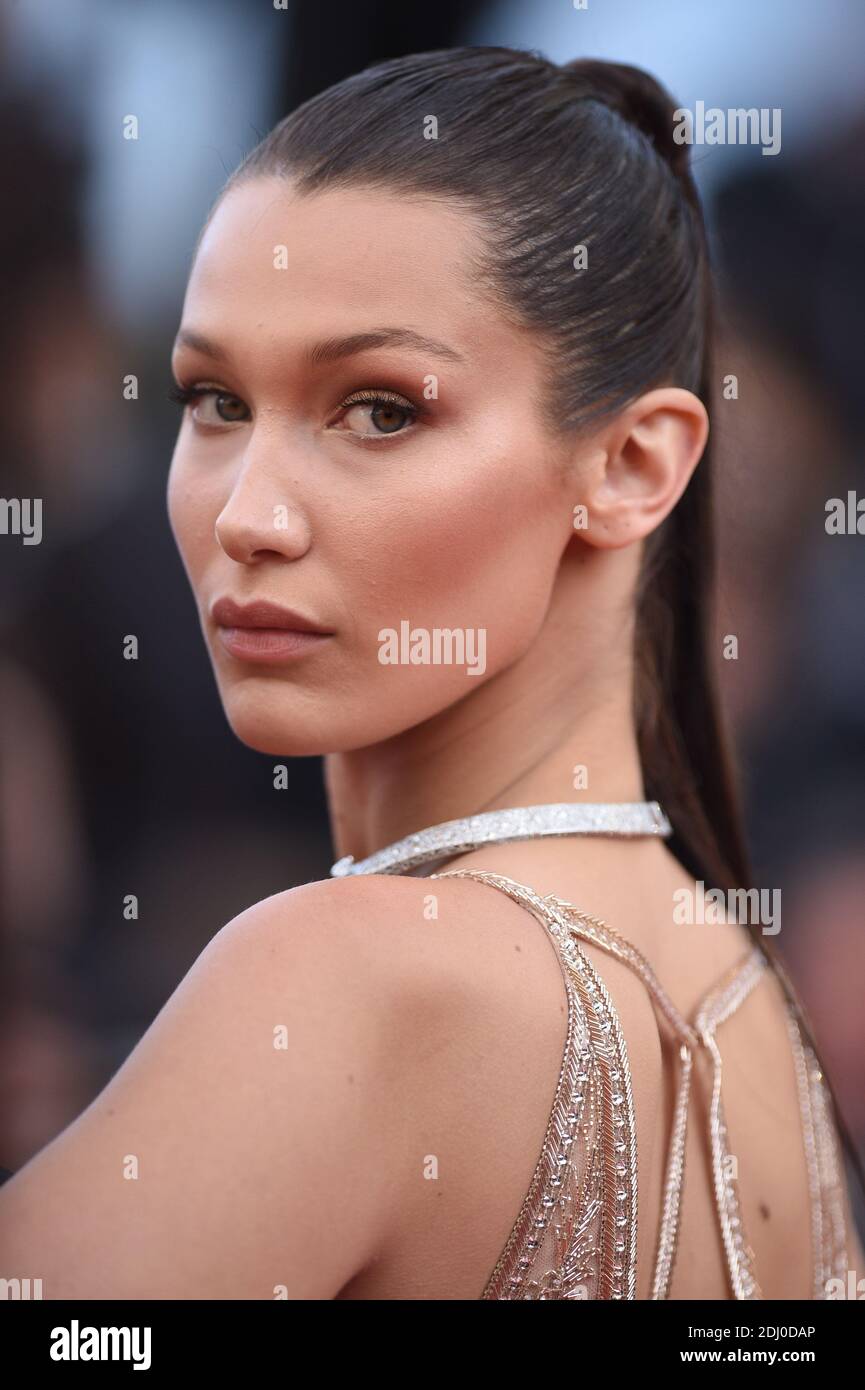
[172, 326, 465, 366]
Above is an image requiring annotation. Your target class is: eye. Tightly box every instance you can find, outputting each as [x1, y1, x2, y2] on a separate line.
[167, 383, 250, 426]
[334, 389, 418, 438]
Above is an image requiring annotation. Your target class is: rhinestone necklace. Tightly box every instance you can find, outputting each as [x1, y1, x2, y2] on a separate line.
[330, 800, 672, 877]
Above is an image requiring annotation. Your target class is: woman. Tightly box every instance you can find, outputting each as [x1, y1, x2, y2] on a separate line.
[1, 46, 862, 1300]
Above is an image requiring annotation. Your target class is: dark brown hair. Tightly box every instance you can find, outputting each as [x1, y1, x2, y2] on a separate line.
[214, 46, 863, 1213]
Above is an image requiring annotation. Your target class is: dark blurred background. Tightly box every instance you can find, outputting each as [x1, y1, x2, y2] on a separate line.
[1, 0, 864, 1241]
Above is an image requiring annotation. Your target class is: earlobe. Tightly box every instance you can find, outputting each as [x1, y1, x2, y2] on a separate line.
[573, 387, 708, 551]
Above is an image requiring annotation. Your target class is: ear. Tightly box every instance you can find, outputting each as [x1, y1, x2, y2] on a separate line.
[573, 388, 709, 550]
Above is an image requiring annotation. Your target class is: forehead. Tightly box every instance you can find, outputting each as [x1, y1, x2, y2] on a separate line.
[182, 176, 503, 356]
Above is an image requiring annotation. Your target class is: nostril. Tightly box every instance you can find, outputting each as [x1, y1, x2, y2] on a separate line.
[214, 505, 313, 566]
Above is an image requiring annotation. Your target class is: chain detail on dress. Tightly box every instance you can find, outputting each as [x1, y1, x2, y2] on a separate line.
[432, 869, 639, 1298]
[785, 1009, 849, 1296]
[430, 867, 851, 1301]
[694, 952, 768, 1299]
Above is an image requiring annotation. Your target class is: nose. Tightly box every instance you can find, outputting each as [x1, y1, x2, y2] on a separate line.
[214, 434, 312, 566]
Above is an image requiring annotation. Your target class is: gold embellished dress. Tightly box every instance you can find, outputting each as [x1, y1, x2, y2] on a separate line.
[430, 868, 851, 1301]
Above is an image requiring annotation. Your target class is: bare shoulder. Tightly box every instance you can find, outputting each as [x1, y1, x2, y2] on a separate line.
[0, 870, 559, 1300]
[184, 872, 500, 1049]
[0, 874, 506, 1299]
[242, 869, 564, 996]
[222, 872, 499, 1019]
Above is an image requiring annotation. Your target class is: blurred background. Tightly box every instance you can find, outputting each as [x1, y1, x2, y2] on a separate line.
[1, 0, 864, 1242]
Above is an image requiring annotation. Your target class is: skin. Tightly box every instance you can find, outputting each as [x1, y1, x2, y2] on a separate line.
[166, 177, 706, 859]
[2, 177, 861, 1299]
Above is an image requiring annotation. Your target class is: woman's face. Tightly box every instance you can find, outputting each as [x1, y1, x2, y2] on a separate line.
[168, 177, 575, 755]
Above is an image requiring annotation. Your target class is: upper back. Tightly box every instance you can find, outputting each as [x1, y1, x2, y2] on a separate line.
[338, 836, 859, 1300]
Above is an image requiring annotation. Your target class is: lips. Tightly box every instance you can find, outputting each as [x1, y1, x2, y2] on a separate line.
[210, 596, 333, 663]
[210, 597, 332, 634]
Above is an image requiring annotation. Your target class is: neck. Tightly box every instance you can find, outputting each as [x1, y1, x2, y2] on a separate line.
[325, 562, 644, 862]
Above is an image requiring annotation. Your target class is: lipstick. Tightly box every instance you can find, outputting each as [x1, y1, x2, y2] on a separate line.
[210, 596, 333, 664]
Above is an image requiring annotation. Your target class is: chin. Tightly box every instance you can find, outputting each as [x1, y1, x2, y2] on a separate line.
[227, 720, 316, 757]
[215, 661, 497, 761]
[217, 683, 365, 757]
[218, 672, 476, 757]
[219, 685, 329, 757]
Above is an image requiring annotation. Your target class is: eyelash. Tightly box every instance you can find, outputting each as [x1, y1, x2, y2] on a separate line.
[167, 383, 210, 409]
[166, 383, 422, 434]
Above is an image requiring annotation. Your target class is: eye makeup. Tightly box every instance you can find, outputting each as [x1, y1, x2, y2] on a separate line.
[167, 381, 428, 438]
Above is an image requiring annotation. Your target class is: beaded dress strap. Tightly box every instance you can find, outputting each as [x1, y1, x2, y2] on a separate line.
[539, 888, 766, 1298]
[784, 1009, 849, 1296]
[432, 866, 771, 1300]
[693, 953, 768, 1299]
[432, 867, 640, 1298]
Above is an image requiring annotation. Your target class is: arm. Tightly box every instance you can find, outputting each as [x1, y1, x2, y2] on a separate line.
[0, 877, 409, 1299]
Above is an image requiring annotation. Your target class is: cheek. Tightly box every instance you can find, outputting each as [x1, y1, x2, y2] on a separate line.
[345, 443, 562, 675]
[166, 447, 217, 585]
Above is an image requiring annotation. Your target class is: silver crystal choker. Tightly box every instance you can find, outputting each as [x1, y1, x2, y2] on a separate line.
[330, 800, 672, 877]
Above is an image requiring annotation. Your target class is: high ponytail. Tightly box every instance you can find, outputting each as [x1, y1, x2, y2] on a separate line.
[563, 56, 865, 1212]
[219, 44, 865, 1214]
[557, 60, 752, 893]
